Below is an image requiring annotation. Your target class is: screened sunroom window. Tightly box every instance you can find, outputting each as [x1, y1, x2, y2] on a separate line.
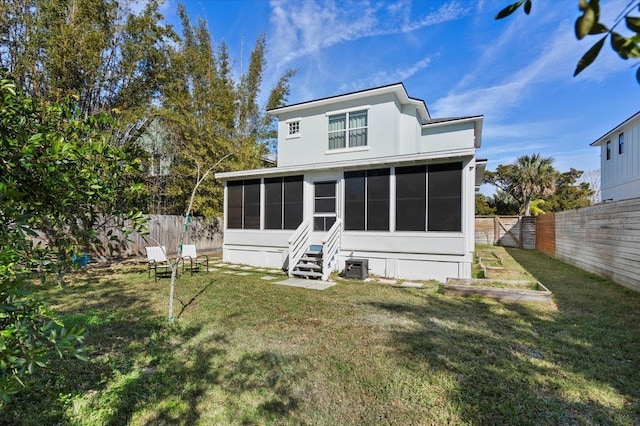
[328, 110, 368, 149]
[227, 179, 260, 230]
[344, 168, 390, 231]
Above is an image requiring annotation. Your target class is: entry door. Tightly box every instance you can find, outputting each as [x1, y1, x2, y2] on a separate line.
[313, 181, 337, 231]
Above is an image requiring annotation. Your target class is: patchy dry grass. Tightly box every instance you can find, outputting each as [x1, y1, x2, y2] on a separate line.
[2, 248, 640, 425]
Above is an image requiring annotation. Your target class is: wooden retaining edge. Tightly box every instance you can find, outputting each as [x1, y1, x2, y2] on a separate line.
[444, 279, 553, 303]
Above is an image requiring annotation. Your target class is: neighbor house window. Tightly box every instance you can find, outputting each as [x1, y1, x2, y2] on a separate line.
[619, 133, 624, 155]
[328, 110, 368, 149]
[287, 119, 300, 138]
[265, 175, 303, 230]
[606, 140, 611, 160]
[344, 168, 390, 231]
[227, 179, 260, 229]
[395, 163, 463, 232]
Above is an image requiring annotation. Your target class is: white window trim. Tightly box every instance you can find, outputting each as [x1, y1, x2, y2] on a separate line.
[286, 117, 301, 139]
[325, 145, 370, 155]
[324, 105, 371, 116]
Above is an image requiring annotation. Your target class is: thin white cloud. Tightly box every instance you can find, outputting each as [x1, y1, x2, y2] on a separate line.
[338, 56, 434, 93]
[268, 0, 469, 66]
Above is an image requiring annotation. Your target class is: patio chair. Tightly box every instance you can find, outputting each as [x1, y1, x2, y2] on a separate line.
[180, 244, 209, 275]
[146, 246, 174, 281]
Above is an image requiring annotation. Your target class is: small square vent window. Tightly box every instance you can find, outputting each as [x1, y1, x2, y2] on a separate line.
[288, 120, 300, 137]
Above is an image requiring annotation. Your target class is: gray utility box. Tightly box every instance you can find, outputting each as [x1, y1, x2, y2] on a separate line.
[345, 258, 368, 280]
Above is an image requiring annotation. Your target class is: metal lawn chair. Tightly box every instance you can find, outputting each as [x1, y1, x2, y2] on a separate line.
[146, 246, 174, 281]
[180, 244, 209, 275]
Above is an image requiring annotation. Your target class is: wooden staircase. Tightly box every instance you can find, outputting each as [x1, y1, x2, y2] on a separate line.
[290, 247, 323, 279]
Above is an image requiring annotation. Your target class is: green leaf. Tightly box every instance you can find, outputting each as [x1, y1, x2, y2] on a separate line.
[575, 7, 596, 39]
[524, 0, 532, 15]
[636, 66, 640, 84]
[626, 16, 640, 32]
[609, 32, 639, 59]
[495, 0, 525, 20]
[574, 36, 606, 76]
[588, 23, 608, 35]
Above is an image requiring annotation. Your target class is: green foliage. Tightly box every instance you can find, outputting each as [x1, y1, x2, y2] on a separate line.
[485, 157, 593, 216]
[496, 0, 640, 83]
[475, 193, 496, 215]
[158, 7, 295, 218]
[0, 71, 147, 403]
[0, 0, 176, 115]
[485, 154, 556, 216]
[544, 168, 594, 212]
[492, 190, 521, 215]
[528, 198, 546, 216]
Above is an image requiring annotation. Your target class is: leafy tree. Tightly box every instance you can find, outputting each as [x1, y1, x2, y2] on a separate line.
[529, 199, 547, 216]
[0, 0, 176, 116]
[492, 190, 521, 215]
[544, 168, 594, 212]
[485, 154, 556, 216]
[496, 0, 640, 83]
[475, 193, 496, 215]
[159, 6, 295, 218]
[0, 72, 146, 402]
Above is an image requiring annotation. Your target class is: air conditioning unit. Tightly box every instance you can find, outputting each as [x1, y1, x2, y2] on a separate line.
[344, 258, 368, 280]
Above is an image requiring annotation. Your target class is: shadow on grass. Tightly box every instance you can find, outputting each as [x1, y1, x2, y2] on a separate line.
[1, 271, 306, 425]
[370, 248, 640, 424]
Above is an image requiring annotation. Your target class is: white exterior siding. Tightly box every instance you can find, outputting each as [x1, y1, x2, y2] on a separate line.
[594, 111, 640, 202]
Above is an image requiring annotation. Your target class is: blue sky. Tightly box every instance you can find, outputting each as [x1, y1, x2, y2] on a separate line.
[159, 0, 638, 188]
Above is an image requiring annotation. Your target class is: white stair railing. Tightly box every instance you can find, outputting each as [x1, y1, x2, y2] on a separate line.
[287, 219, 312, 277]
[321, 218, 341, 281]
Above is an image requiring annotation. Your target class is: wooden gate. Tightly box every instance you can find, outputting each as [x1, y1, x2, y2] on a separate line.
[476, 216, 536, 249]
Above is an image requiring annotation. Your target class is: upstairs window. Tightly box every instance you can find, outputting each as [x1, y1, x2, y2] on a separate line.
[328, 110, 368, 149]
[606, 140, 611, 160]
[287, 119, 301, 139]
[619, 133, 624, 155]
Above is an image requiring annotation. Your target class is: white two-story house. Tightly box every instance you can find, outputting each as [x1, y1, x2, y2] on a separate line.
[215, 83, 485, 282]
[591, 110, 640, 202]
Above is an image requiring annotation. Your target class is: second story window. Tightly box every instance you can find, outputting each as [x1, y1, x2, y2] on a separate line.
[328, 110, 368, 150]
[286, 119, 301, 139]
[619, 133, 624, 155]
[606, 140, 611, 160]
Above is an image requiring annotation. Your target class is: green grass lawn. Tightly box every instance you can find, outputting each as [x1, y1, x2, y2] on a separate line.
[3, 248, 640, 425]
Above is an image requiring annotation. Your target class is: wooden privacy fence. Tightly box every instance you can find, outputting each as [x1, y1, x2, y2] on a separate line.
[475, 216, 536, 249]
[536, 198, 640, 292]
[94, 215, 223, 258]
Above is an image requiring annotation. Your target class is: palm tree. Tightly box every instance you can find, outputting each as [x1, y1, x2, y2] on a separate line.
[487, 154, 557, 216]
[515, 154, 556, 216]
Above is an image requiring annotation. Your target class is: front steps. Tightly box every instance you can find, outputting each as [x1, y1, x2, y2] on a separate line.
[291, 248, 323, 279]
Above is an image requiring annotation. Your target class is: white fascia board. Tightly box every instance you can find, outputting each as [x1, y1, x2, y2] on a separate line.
[475, 159, 487, 189]
[422, 116, 484, 148]
[590, 110, 640, 146]
[268, 83, 431, 122]
[215, 149, 476, 180]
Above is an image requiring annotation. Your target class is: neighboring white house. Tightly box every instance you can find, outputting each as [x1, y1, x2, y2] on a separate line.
[215, 83, 485, 282]
[591, 110, 640, 202]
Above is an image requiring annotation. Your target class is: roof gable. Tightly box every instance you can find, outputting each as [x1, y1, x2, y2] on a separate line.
[268, 82, 431, 122]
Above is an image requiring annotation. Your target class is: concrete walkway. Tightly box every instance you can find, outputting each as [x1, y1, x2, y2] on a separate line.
[272, 277, 336, 291]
